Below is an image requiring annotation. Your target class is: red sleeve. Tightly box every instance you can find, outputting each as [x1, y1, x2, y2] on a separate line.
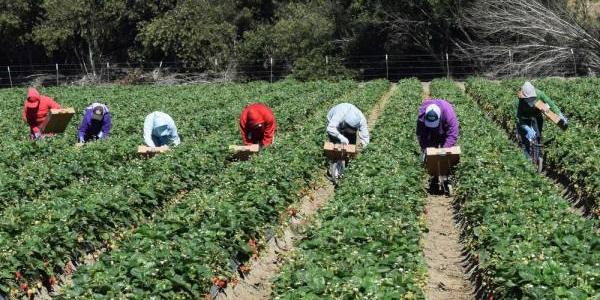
[262, 117, 276, 146]
[46, 97, 61, 109]
[239, 109, 251, 145]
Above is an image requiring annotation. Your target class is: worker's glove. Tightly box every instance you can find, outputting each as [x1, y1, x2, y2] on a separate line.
[524, 126, 537, 141]
[558, 113, 568, 129]
[338, 135, 350, 145]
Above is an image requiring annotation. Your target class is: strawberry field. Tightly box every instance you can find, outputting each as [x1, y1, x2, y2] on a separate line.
[0, 78, 599, 299]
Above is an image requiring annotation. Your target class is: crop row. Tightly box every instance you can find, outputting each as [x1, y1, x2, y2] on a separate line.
[0, 81, 358, 297]
[0, 84, 254, 204]
[0, 81, 327, 209]
[431, 79, 600, 299]
[60, 81, 390, 299]
[466, 78, 600, 216]
[271, 79, 427, 299]
[0, 82, 334, 240]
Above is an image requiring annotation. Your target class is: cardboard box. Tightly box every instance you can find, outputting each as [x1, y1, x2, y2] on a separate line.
[534, 100, 562, 125]
[323, 142, 357, 160]
[229, 144, 260, 161]
[41, 108, 75, 134]
[138, 145, 170, 156]
[425, 146, 461, 176]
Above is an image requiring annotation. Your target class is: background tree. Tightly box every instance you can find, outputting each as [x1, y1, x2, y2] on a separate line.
[458, 0, 600, 77]
[0, 0, 44, 65]
[32, 0, 127, 77]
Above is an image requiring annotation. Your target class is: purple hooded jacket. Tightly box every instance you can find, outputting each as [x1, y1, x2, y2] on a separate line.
[78, 104, 112, 141]
[416, 99, 459, 150]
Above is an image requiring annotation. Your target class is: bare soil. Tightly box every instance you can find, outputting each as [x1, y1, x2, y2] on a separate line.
[424, 195, 473, 300]
[422, 81, 431, 98]
[423, 81, 473, 299]
[216, 83, 398, 300]
[216, 179, 334, 300]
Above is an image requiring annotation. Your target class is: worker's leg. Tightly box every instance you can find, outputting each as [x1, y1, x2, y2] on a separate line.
[517, 130, 532, 158]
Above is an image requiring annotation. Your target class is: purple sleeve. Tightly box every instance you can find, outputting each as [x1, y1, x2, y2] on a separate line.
[416, 121, 427, 151]
[442, 104, 459, 148]
[416, 102, 428, 151]
[102, 112, 112, 137]
[78, 109, 92, 140]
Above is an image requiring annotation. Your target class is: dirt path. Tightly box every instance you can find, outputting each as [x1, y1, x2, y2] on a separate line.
[423, 81, 473, 300]
[422, 81, 431, 98]
[424, 195, 473, 300]
[217, 83, 397, 300]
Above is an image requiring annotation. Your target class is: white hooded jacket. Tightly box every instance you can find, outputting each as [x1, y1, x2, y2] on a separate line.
[326, 103, 370, 146]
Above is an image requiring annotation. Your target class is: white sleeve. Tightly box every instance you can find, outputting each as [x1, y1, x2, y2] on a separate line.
[326, 110, 345, 139]
[358, 112, 370, 146]
[143, 114, 156, 147]
[171, 123, 181, 146]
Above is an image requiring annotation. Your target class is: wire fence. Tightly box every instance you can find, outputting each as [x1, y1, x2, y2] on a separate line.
[0, 53, 584, 88]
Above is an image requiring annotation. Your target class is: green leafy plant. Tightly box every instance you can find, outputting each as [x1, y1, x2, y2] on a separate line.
[0, 80, 358, 297]
[432, 79, 600, 299]
[60, 80, 389, 299]
[272, 78, 428, 299]
[466, 78, 600, 217]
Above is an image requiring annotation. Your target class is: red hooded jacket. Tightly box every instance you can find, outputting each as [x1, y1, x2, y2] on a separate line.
[239, 103, 276, 146]
[22, 88, 61, 133]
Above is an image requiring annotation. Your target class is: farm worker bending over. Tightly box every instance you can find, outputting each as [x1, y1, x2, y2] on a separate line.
[516, 81, 567, 156]
[416, 99, 459, 154]
[239, 103, 276, 147]
[143, 111, 181, 148]
[22, 87, 61, 140]
[326, 103, 370, 146]
[78, 102, 112, 143]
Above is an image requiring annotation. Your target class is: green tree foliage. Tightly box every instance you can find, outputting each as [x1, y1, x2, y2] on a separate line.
[135, 0, 271, 69]
[0, 0, 42, 64]
[240, 1, 347, 80]
[1, 0, 600, 79]
[32, 0, 127, 74]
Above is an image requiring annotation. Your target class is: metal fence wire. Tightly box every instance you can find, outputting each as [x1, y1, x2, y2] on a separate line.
[0, 53, 583, 88]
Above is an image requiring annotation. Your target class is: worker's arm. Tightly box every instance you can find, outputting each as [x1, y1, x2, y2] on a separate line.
[170, 124, 181, 146]
[46, 97, 61, 109]
[443, 107, 459, 148]
[514, 98, 527, 133]
[239, 111, 252, 145]
[357, 113, 370, 146]
[143, 114, 156, 147]
[262, 119, 276, 146]
[326, 110, 348, 144]
[100, 112, 112, 138]
[78, 110, 90, 142]
[416, 121, 427, 151]
[537, 89, 561, 115]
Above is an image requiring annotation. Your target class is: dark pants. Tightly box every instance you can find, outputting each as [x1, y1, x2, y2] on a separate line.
[518, 118, 543, 158]
[83, 134, 100, 143]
